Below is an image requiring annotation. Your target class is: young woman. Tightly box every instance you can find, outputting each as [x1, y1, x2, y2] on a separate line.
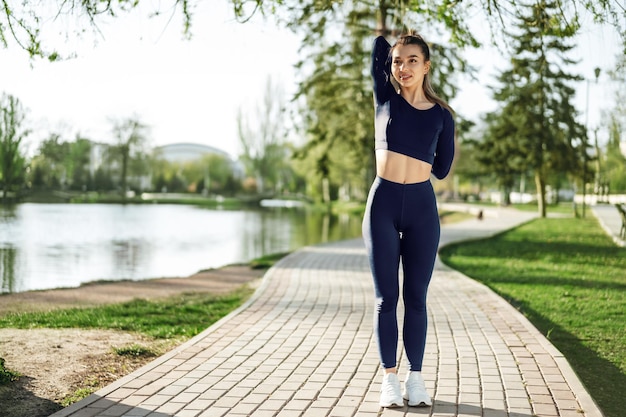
[362, 32, 455, 408]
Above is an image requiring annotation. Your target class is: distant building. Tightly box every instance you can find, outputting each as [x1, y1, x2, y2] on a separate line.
[155, 142, 232, 163]
[155, 142, 244, 178]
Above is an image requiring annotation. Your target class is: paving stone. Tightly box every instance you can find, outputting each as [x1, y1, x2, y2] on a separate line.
[48, 207, 604, 417]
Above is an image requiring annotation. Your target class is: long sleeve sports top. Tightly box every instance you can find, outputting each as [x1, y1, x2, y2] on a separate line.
[371, 36, 455, 180]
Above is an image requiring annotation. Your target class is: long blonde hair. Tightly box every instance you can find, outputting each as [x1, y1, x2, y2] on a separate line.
[390, 33, 454, 114]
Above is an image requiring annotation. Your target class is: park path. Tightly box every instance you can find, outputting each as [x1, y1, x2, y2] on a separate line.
[50, 205, 605, 417]
[592, 203, 625, 247]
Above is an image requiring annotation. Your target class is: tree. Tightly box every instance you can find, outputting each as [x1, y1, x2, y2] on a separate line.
[0, 94, 29, 201]
[109, 117, 150, 197]
[476, 0, 586, 217]
[2, 1, 623, 61]
[29, 133, 93, 190]
[0, 1, 194, 60]
[286, 1, 473, 203]
[67, 136, 93, 191]
[237, 77, 290, 194]
[29, 133, 67, 189]
[600, 53, 626, 194]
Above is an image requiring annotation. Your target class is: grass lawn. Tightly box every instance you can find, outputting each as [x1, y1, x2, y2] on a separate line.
[439, 216, 625, 417]
[0, 288, 254, 340]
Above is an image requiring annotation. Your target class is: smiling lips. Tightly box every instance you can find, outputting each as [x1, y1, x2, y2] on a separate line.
[399, 74, 412, 81]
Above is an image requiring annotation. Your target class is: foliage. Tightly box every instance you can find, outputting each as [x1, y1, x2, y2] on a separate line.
[112, 344, 158, 357]
[2, 1, 625, 204]
[237, 77, 295, 194]
[29, 133, 93, 190]
[0, 1, 194, 60]
[0, 357, 20, 385]
[439, 217, 626, 417]
[600, 53, 626, 193]
[603, 117, 626, 193]
[60, 388, 97, 407]
[151, 152, 240, 195]
[0, 94, 29, 200]
[473, 0, 586, 216]
[109, 117, 151, 197]
[248, 251, 290, 269]
[1, 1, 624, 62]
[286, 1, 473, 203]
[25, 132, 248, 198]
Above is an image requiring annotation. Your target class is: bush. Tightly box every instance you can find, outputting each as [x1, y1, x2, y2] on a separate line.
[0, 357, 20, 384]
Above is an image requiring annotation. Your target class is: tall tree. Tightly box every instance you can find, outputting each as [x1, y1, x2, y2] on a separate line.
[2, 1, 623, 61]
[237, 77, 289, 194]
[288, 1, 473, 202]
[30, 133, 67, 188]
[67, 136, 93, 191]
[109, 117, 150, 198]
[477, 0, 586, 217]
[0, 94, 29, 201]
[601, 53, 626, 193]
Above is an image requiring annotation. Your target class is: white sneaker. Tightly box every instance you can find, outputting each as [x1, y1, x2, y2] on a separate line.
[380, 372, 403, 407]
[403, 371, 432, 407]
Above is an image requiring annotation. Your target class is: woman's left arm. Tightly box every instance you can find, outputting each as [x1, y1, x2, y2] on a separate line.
[431, 109, 456, 180]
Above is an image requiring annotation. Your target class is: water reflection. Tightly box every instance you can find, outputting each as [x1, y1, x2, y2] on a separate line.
[1, 246, 18, 293]
[0, 204, 362, 294]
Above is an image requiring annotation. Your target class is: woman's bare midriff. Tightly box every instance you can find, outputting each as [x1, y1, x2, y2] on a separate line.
[376, 149, 432, 184]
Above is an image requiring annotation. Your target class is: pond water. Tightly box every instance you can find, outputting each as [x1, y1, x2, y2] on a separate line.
[0, 203, 363, 294]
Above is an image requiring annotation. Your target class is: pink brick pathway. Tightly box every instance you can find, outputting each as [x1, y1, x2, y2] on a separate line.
[50, 207, 604, 417]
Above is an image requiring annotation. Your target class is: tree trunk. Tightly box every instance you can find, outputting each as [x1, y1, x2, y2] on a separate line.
[121, 150, 128, 200]
[322, 177, 330, 204]
[535, 171, 547, 218]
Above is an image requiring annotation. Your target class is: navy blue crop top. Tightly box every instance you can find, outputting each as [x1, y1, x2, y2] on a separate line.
[372, 36, 455, 180]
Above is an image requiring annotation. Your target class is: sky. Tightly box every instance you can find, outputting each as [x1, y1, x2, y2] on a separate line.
[0, 2, 622, 159]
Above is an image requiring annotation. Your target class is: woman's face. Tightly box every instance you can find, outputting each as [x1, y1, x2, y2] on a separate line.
[391, 44, 430, 90]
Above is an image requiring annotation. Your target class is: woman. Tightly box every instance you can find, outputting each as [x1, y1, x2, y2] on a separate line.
[362, 32, 455, 408]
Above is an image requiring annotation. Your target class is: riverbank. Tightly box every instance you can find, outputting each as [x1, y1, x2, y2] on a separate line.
[0, 264, 264, 315]
[0, 264, 265, 417]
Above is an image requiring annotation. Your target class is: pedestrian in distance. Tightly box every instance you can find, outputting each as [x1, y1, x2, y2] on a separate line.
[362, 31, 456, 408]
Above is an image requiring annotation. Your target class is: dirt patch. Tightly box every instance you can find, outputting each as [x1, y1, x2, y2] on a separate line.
[0, 265, 265, 417]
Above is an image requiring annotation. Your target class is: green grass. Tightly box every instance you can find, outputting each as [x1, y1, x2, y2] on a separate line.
[60, 387, 97, 407]
[439, 217, 625, 417]
[0, 289, 253, 339]
[249, 252, 291, 269]
[112, 344, 158, 357]
[0, 357, 20, 385]
[510, 201, 576, 214]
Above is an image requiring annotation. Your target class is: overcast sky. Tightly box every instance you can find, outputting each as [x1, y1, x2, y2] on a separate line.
[0, 3, 621, 159]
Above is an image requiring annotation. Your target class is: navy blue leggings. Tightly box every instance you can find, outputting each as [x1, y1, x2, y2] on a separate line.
[362, 176, 440, 371]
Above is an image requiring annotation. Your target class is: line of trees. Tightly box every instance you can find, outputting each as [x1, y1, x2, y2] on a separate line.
[1, 1, 625, 213]
[0, 82, 306, 201]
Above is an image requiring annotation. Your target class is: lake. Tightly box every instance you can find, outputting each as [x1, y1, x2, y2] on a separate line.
[0, 203, 363, 294]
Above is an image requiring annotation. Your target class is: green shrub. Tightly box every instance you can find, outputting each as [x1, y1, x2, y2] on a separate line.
[0, 357, 20, 384]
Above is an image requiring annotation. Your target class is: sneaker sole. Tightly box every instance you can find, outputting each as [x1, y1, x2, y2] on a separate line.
[380, 401, 404, 408]
[407, 401, 431, 407]
[403, 394, 431, 407]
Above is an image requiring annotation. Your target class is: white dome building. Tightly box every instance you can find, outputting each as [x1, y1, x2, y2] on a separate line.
[155, 143, 232, 163]
[154, 142, 244, 179]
